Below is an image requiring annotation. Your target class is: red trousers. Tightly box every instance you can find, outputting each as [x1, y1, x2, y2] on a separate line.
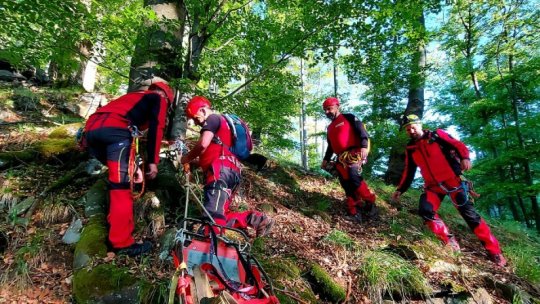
[336, 161, 376, 215]
[86, 127, 135, 248]
[203, 162, 263, 230]
[419, 177, 501, 255]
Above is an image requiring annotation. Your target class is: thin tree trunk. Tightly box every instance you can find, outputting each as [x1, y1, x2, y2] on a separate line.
[385, 10, 426, 185]
[300, 59, 307, 169]
[333, 50, 338, 97]
[508, 54, 540, 232]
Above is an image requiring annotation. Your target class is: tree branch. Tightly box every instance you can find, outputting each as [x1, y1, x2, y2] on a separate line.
[207, 0, 254, 40]
[218, 21, 331, 100]
[205, 34, 238, 52]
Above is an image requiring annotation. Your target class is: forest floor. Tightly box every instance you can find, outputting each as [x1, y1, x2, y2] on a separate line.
[1, 83, 539, 303]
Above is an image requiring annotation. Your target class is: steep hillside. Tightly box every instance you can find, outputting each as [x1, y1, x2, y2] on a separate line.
[1, 85, 539, 303]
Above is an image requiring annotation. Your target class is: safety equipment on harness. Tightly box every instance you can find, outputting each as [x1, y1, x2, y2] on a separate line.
[186, 96, 211, 119]
[342, 113, 371, 158]
[128, 125, 145, 200]
[460, 175, 480, 203]
[213, 114, 254, 161]
[431, 175, 480, 206]
[322, 97, 340, 108]
[338, 150, 364, 175]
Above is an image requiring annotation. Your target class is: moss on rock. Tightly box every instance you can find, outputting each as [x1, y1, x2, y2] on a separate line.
[48, 123, 83, 139]
[73, 264, 138, 304]
[73, 215, 107, 269]
[309, 263, 346, 303]
[253, 242, 317, 304]
[82, 180, 107, 217]
[0, 150, 37, 163]
[262, 257, 317, 304]
[35, 138, 76, 157]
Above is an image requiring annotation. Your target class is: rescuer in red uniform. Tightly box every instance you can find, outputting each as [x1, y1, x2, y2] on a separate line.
[84, 81, 174, 256]
[180, 96, 274, 237]
[391, 114, 506, 267]
[321, 97, 378, 223]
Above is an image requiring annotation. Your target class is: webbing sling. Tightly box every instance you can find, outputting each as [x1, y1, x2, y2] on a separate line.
[128, 126, 145, 200]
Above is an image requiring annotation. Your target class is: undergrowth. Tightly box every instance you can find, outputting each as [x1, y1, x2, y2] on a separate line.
[358, 250, 431, 303]
[323, 229, 357, 249]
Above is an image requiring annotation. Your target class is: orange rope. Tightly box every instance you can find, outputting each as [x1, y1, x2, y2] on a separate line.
[129, 136, 145, 200]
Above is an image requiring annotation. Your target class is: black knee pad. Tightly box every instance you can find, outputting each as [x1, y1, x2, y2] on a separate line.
[457, 203, 481, 228]
[418, 193, 435, 221]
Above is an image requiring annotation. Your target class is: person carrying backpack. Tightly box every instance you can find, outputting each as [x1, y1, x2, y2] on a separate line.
[391, 114, 506, 267]
[321, 97, 378, 223]
[180, 96, 274, 237]
[83, 81, 174, 257]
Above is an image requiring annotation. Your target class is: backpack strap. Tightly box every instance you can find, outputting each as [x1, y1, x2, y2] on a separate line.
[212, 114, 233, 148]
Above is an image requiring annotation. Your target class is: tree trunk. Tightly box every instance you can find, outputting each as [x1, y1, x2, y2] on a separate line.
[300, 59, 307, 169]
[128, 0, 185, 91]
[516, 194, 532, 229]
[333, 50, 338, 97]
[508, 54, 540, 232]
[384, 10, 426, 185]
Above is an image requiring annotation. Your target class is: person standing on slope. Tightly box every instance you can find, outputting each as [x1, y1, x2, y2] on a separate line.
[180, 96, 274, 237]
[84, 81, 174, 257]
[391, 114, 506, 267]
[321, 97, 378, 223]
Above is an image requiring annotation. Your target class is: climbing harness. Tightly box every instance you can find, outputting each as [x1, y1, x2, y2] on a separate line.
[128, 125, 145, 200]
[431, 175, 480, 207]
[338, 150, 365, 175]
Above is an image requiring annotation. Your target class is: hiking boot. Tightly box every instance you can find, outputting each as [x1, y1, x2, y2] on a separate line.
[489, 253, 507, 267]
[344, 213, 363, 224]
[447, 236, 461, 252]
[248, 214, 274, 237]
[362, 204, 379, 221]
[116, 241, 153, 257]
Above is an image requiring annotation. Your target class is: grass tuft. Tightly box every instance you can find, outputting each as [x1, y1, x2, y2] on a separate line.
[358, 250, 431, 303]
[323, 229, 357, 249]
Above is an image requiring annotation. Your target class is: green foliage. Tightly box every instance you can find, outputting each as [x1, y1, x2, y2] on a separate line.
[12, 87, 40, 112]
[0, 0, 86, 66]
[492, 220, 540, 284]
[323, 229, 357, 249]
[435, 0, 540, 226]
[505, 243, 540, 284]
[358, 250, 431, 303]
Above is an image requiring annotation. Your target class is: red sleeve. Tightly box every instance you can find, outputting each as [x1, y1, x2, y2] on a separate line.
[435, 129, 470, 160]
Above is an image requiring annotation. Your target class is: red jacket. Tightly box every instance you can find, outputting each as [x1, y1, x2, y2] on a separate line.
[199, 115, 237, 173]
[397, 129, 470, 193]
[324, 113, 369, 161]
[85, 91, 168, 164]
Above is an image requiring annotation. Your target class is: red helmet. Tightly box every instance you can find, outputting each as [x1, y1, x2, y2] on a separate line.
[323, 97, 339, 108]
[149, 82, 174, 104]
[186, 96, 211, 119]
